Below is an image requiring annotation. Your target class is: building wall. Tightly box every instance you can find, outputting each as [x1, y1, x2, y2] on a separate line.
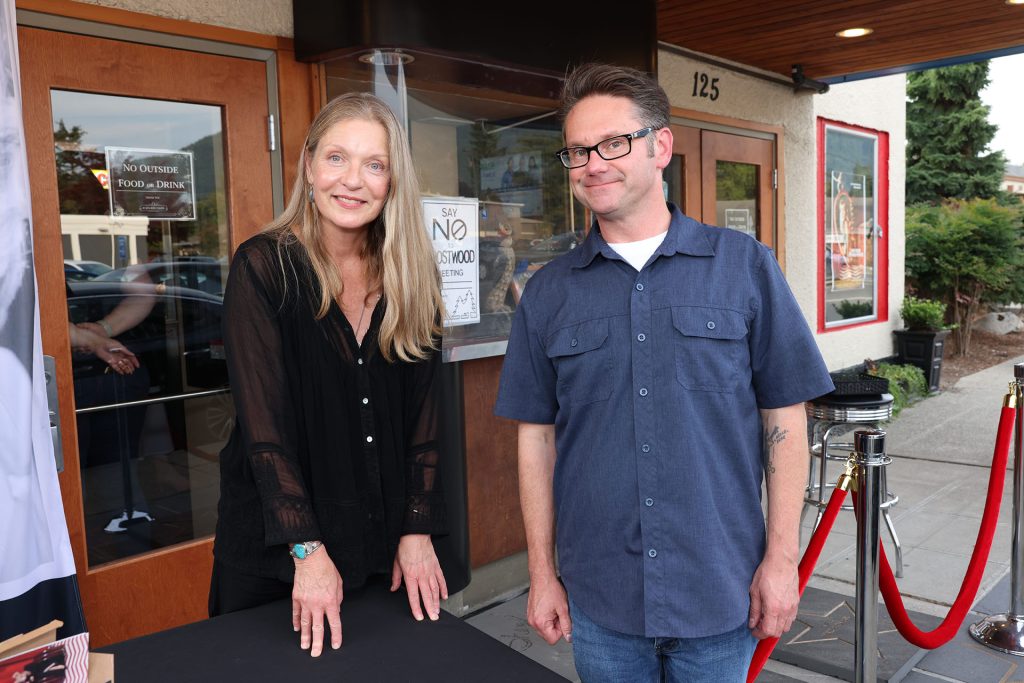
[75, 0, 293, 36]
[814, 75, 907, 369]
[659, 49, 907, 369]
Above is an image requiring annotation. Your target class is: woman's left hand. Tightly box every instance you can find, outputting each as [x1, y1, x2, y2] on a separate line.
[391, 534, 448, 622]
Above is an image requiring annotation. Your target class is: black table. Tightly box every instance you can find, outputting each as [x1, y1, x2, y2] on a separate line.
[101, 587, 568, 682]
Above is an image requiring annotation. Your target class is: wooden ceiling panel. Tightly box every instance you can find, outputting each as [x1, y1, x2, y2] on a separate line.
[657, 0, 1024, 81]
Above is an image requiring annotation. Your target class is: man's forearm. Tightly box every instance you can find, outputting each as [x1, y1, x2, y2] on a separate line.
[761, 403, 809, 563]
[518, 422, 559, 580]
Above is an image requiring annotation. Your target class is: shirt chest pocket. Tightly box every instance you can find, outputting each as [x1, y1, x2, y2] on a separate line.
[671, 306, 749, 392]
[545, 319, 614, 406]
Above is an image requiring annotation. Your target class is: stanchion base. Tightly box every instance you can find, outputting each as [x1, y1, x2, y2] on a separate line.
[969, 614, 1024, 655]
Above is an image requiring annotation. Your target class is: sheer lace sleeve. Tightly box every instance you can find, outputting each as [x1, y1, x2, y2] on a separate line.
[223, 243, 320, 546]
[402, 343, 447, 535]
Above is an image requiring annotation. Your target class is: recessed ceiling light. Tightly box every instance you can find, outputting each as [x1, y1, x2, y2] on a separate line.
[357, 50, 414, 66]
[835, 27, 874, 38]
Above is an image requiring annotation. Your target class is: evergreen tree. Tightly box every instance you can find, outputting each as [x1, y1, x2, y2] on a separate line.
[905, 62, 1006, 204]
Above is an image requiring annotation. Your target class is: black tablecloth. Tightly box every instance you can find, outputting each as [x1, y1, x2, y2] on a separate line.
[100, 587, 567, 682]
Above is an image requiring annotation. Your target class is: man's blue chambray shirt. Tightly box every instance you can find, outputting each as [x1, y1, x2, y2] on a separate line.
[494, 204, 834, 639]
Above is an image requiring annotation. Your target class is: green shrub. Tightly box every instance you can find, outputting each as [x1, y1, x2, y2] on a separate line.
[869, 363, 928, 418]
[833, 300, 874, 320]
[899, 296, 947, 331]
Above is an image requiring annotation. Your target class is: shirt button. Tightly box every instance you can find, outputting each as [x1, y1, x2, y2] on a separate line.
[362, 397, 369, 405]
[706, 321, 716, 330]
[357, 358, 364, 365]
[645, 498, 654, 507]
[366, 435, 373, 443]
[571, 338, 578, 347]
[637, 333, 646, 342]
[648, 549, 657, 558]
[641, 444, 651, 453]
[636, 283, 644, 291]
[639, 387, 648, 397]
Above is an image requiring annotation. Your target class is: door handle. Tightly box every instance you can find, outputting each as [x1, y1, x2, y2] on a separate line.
[43, 355, 64, 472]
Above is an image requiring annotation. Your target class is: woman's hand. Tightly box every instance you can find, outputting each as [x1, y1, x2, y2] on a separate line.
[69, 324, 139, 375]
[291, 548, 344, 657]
[391, 534, 448, 622]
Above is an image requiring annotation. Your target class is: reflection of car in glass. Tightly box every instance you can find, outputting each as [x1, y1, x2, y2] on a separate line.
[64, 259, 114, 281]
[95, 260, 226, 296]
[66, 280, 227, 394]
[517, 231, 581, 265]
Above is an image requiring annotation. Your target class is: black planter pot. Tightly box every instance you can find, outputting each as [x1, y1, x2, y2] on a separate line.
[893, 328, 951, 393]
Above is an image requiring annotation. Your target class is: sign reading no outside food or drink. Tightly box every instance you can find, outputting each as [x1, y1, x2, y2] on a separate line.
[105, 146, 196, 221]
[422, 197, 480, 327]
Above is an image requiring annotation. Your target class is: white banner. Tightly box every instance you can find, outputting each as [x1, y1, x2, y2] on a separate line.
[0, 0, 77, 601]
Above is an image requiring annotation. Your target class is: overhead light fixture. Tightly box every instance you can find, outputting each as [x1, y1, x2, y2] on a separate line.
[357, 50, 414, 66]
[835, 27, 874, 38]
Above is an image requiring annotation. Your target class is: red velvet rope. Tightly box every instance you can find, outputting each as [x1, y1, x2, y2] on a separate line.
[748, 403, 1015, 681]
[746, 483, 850, 683]
[875, 404, 1015, 649]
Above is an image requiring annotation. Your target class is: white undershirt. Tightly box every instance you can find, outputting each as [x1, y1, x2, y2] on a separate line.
[607, 231, 668, 271]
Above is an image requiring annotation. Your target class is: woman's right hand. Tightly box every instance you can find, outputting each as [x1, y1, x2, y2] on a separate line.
[291, 547, 344, 657]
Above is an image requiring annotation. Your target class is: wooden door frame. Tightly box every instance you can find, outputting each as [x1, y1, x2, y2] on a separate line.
[19, 25, 274, 646]
[670, 106, 786, 269]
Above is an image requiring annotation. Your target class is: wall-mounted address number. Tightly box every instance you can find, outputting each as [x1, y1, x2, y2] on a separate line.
[692, 72, 720, 101]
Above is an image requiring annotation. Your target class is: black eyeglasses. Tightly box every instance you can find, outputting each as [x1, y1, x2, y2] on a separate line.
[555, 127, 654, 169]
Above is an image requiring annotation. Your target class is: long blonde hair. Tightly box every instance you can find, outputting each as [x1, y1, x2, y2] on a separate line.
[264, 92, 444, 362]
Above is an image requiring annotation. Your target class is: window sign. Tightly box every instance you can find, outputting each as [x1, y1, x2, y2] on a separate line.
[105, 146, 196, 220]
[423, 196, 480, 327]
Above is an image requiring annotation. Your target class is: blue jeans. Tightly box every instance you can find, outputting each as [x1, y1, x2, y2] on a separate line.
[569, 596, 757, 683]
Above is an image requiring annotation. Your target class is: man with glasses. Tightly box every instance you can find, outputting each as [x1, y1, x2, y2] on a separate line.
[495, 63, 832, 682]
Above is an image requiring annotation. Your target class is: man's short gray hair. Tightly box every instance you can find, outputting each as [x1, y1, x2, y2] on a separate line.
[559, 63, 670, 133]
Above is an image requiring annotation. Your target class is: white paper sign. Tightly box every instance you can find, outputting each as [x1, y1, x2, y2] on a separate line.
[422, 197, 480, 327]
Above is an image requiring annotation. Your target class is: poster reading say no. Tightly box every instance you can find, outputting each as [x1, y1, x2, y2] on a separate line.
[422, 197, 480, 327]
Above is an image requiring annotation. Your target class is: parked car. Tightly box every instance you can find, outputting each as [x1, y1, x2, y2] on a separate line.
[95, 260, 226, 296]
[64, 259, 113, 281]
[66, 280, 227, 394]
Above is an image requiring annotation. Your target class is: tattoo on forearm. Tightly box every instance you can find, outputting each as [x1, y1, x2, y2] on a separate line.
[762, 425, 789, 479]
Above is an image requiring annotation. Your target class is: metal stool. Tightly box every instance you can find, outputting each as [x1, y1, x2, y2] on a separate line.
[803, 393, 904, 577]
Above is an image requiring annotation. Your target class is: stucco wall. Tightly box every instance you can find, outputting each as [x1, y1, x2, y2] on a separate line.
[659, 49, 907, 369]
[76, 0, 293, 37]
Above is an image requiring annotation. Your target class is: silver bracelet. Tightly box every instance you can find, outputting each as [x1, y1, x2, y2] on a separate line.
[97, 319, 114, 337]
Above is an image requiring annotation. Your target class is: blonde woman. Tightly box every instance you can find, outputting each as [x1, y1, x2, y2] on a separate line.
[210, 93, 447, 658]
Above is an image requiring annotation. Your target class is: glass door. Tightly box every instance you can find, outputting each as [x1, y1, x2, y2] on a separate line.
[20, 25, 274, 645]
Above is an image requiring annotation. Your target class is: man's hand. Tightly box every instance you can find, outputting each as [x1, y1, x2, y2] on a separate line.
[748, 554, 799, 639]
[291, 548, 343, 656]
[527, 574, 572, 645]
[391, 534, 448, 622]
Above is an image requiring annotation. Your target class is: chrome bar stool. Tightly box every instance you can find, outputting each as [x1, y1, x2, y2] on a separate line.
[803, 392, 904, 577]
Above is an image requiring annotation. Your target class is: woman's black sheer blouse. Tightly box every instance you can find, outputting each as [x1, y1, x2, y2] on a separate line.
[213, 234, 446, 586]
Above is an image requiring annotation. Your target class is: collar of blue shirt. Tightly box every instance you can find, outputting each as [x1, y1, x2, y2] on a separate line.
[571, 203, 716, 270]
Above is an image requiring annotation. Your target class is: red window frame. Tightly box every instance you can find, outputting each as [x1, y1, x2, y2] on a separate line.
[816, 118, 889, 333]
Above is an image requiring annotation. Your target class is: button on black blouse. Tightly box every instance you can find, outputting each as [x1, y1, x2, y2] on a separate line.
[213, 234, 446, 587]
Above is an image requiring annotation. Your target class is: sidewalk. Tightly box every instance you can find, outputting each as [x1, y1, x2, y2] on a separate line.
[467, 354, 1024, 682]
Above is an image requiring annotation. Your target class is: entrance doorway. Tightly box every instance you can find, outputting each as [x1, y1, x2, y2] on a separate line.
[665, 124, 776, 251]
[20, 26, 274, 645]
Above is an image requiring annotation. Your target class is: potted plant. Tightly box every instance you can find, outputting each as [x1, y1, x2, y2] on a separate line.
[893, 296, 951, 393]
